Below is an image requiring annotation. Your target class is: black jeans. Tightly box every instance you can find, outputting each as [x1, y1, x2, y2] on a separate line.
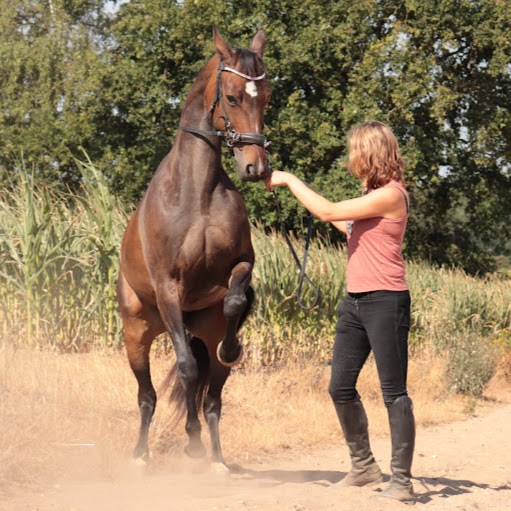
[328, 290, 411, 407]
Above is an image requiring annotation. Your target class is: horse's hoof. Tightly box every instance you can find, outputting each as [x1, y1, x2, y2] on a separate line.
[210, 462, 230, 474]
[217, 342, 244, 367]
[126, 456, 147, 479]
[133, 456, 147, 467]
[132, 446, 151, 463]
[184, 442, 207, 459]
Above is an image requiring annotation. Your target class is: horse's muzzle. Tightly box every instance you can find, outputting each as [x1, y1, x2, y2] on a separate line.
[234, 146, 271, 182]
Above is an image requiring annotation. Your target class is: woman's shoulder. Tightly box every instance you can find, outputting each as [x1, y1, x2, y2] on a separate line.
[365, 181, 408, 217]
[383, 179, 407, 190]
[367, 181, 407, 198]
[381, 180, 409, 201]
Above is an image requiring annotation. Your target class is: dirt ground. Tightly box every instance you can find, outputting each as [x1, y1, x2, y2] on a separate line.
[4, 401, 511, 511]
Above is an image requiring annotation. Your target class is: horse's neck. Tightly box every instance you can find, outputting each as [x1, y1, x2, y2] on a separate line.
[145, 58, 233, 217]
[170, 65, 226, 196]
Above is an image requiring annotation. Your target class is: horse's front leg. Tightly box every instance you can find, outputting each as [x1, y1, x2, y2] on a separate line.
[217, 261, 254, 367]
[157, 284, 206, 459]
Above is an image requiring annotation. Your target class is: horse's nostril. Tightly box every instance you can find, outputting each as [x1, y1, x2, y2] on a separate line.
[246, 164, 255, 175]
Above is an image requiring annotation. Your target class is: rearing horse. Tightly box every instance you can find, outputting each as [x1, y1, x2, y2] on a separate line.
[117, 28, 271, 470]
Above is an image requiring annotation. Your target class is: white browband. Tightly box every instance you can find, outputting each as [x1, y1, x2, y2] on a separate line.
[222, 66, 266, 81]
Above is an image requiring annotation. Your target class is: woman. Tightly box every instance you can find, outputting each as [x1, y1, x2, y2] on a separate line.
[265, 121, 415, 505]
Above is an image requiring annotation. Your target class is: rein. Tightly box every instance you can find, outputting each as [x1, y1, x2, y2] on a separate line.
[179, 60, 271, 149]
[273, 191, 320, 310]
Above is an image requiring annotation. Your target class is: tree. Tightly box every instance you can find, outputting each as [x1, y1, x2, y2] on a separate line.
[0, 0, 110, 187]
[102, 0, 511, 273]
[2, 0, 510, 274]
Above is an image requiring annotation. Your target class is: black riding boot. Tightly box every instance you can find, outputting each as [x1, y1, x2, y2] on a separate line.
[334, 397, 383, 487]
[374, 395, 416, 505]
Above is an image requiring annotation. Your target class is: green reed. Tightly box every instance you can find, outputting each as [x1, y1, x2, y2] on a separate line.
[0, 161, 127, 350]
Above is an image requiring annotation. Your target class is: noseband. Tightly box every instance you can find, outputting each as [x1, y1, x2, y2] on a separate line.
[179, 60, 271, 149]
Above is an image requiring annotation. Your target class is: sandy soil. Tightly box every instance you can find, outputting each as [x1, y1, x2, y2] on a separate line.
[4, 402, 511, 511]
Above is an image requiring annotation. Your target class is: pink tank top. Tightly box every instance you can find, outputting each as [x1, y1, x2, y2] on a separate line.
[346, 181, 409, 293]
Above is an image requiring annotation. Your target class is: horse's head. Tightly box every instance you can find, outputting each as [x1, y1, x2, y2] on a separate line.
[206, 28, 272, 182]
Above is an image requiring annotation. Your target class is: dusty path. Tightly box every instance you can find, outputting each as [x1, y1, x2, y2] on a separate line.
[6, 402, 511, 511]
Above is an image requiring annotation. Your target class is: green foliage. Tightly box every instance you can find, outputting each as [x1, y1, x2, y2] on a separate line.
[0, 158, 510, 396]
[0, 0, 111, 187]
[1, 0, 510, 274]
[0, 167, 76, 344]
[1, 161, 510, 382]
[446, 333, 498, 397]
[407, 262, 511, 350]
[0, 162, 127, 349]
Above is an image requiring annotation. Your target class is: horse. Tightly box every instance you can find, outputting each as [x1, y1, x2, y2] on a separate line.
[116, 27, 271, 471]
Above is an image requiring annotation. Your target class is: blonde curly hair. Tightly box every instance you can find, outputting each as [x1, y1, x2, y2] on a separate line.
[345, 121, 406, 190]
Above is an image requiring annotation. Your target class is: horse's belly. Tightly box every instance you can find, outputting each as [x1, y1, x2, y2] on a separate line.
[180, 284, 228, 312]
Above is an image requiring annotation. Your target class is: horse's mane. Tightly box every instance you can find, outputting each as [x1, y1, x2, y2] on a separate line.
[231, 48, 264, 76]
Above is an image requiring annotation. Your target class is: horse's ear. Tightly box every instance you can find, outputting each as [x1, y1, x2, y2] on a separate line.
[213, 26, 234, 63]
[250, 29, 265, 57]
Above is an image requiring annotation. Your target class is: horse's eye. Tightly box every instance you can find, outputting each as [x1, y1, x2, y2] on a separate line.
[226, 95, 238, 106]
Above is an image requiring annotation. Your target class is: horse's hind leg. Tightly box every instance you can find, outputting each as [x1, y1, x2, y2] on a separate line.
[189, 326, 231, 470]
[204, 359, 231, 470]
[124, 324, 164, 463]
[218, 261, 254, 366]
[118, 273, 164, 463]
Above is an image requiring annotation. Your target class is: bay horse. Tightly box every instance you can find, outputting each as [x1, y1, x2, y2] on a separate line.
[116, 28, 271, 471]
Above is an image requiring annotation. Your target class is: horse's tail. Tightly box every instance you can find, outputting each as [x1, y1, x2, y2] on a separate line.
[159, 337, 210, 427]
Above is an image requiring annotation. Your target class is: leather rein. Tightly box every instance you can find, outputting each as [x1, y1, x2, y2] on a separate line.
[179, 60, 271, 150]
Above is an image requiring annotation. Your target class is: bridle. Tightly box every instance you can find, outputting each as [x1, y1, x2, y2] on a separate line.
[180, 59, 318, 310]
[179, 59, 271, 150]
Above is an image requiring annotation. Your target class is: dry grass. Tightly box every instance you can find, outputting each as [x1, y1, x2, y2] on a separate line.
[2, 344, 511, 500]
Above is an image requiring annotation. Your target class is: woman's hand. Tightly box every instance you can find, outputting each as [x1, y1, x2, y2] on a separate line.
[264, 170, 291, 192]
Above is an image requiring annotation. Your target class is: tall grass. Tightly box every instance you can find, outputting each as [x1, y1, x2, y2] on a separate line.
[1, 162, 510, 370]
[0, 162, 128, 350]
